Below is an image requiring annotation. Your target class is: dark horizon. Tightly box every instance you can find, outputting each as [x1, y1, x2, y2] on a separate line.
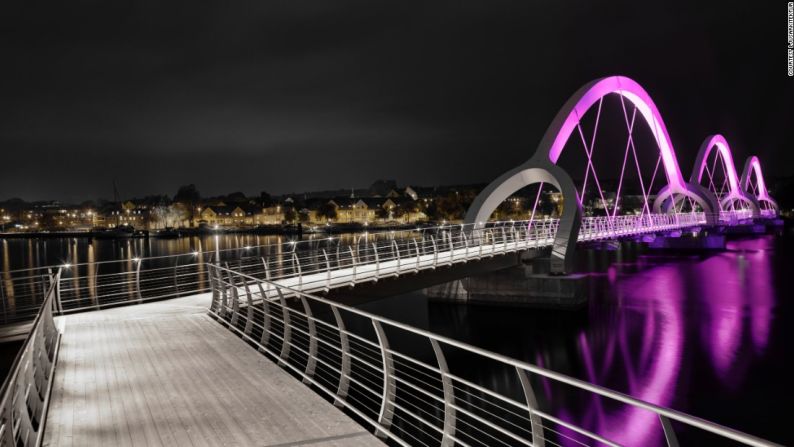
[2, 1, 792, 202]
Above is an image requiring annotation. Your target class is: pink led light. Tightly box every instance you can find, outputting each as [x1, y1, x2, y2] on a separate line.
[546, 76, 688, 192]
[743, 156, 771, 201]
[696, 135, 741, 192]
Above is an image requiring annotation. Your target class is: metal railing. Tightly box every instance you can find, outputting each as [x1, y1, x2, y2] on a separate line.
[1, 214, 710, 322]
[718, 210, 755, 223]
[0, 269, 61, 447]
[207, 264, 778, 447]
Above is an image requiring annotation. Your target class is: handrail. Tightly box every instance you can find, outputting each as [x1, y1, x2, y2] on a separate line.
[0, 269, 62, 447]
[207, 263, 779, 447]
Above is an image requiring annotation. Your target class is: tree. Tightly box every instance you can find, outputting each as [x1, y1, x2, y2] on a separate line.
[316, 202, 337, 221]
[173, 184, 201, 226]
[375, 206, 390, 220]
[283, 207, 297, 223]
[298, 209, 311, 223]
[224, 191, 247, 204]
[424, 200, 442, 221]
[259, 191, 274, 207]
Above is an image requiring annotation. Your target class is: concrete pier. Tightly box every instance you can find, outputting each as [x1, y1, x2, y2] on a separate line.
[426, 262, 587, 309]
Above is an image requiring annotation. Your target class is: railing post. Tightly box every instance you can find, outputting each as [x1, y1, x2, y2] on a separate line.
[659, 415, 680, 447]
[242, 283, 254, 336]
[348, 246, 357, 284]
[392, 240, 401, 276]
[372, 243, 380, 280]
[299, 296, 318, 383]
[48, 267, 63, 314]
[412, 239, 420, 272]
[292, 252, 302, 292]
[256, 283, 272, 349]
[431, 339, 457, 447]
[516, 367, 545, 447]
[331, 306, 351, 407]
[448, 230, 455, 264]
[501, 227, 507, 253]
[1, 378, 15, 445]
[224, 263, 239, 327]
[276, 287, 292, 366]
[217, 265, 230, 319]
[430, 236, 438, 268]
[14, 347, 39, 446]
[261, 257, 271, 281]
[461, 231, 469, 262]
[322, 249, 331, 291]
[372, 320, 395, 438]
[208, 264, 220, 313]
[134, 258, 143, 303]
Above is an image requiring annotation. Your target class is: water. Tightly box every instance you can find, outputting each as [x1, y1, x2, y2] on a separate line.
[352, 232, 791, 445]
[0, 233, 371, 272]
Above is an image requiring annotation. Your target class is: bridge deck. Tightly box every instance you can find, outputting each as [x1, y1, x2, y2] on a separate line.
[43, 293, 380, 447]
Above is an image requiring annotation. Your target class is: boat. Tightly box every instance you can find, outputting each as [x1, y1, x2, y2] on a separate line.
[154, 227, 182, 239]
[93, 226, 134, 239]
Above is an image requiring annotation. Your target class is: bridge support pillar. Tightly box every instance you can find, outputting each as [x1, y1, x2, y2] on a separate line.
[426, 261, 587, 309]
[646, 233, 726, 250]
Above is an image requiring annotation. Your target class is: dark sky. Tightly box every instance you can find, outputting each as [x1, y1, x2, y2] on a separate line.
[1, 0, 792, 202]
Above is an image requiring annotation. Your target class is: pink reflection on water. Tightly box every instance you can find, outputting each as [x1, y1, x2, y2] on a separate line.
[559, 265, 684, 446]
[699, 254, 744, 378]
[552, 238, 776, 446]
[728, 237, 773, 354]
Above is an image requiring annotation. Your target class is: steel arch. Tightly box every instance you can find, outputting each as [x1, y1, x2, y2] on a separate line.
[689, 134, 759, 216]
[466, 75, 716, 274]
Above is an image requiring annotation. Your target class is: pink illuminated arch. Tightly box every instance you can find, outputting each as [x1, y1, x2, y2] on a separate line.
[740, 156, 778, 214]
[690, 135, 757, 214]
[544, 76, 688, 192]
[741, 156, 771, 202]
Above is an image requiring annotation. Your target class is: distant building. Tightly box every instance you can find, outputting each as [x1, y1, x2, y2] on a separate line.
[200, 204, 285, 227]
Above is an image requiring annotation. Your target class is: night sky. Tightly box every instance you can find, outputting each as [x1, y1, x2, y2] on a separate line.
[1, 1, 792, 202]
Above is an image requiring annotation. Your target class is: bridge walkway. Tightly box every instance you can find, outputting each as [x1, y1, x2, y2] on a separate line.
[42, 293, 381, 447]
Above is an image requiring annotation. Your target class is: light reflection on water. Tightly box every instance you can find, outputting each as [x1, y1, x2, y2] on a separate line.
[356, 234, 788, 445]
[0, 232, 407, 272]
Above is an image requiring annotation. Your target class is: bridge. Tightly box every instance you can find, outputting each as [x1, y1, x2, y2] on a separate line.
[0, 75, 783, 447]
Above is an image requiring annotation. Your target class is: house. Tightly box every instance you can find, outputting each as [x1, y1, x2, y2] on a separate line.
[256, 205, 285, 225]
[328, 198, 377, 224]
[326, 197, 427, 224]
[200, 204, 281, 227]
[105, 201, 150, 229]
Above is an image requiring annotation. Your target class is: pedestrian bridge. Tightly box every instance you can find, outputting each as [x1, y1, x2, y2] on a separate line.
[220, 213, 708, 301]
[0, 74, 784, 447]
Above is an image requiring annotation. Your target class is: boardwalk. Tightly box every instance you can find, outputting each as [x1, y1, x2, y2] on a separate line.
[43, 293, 380, 447]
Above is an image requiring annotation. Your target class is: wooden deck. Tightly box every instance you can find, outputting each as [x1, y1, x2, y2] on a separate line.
[43, 294, 381, 447]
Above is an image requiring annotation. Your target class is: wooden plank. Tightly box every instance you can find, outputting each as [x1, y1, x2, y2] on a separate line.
[42, 294, 381, 447]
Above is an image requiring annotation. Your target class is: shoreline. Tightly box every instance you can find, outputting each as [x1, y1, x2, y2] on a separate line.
[0, 222, 440, 240]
